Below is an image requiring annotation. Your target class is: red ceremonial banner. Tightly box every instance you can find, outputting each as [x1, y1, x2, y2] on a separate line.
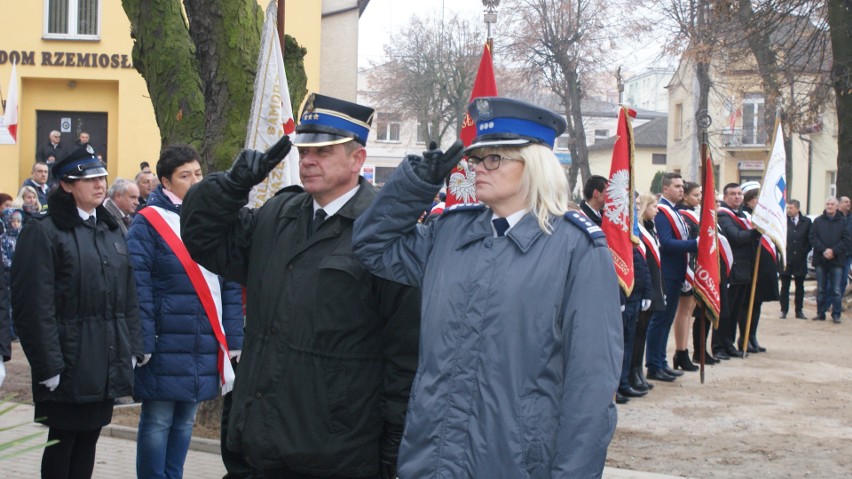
[445, 44, 498, 207]
[693, 147, 721, 325]
[601, 107, 637, 295]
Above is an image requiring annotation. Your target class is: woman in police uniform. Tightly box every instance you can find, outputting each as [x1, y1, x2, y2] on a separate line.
[353, 97, 622, 478]
[12, 145, 142, 479]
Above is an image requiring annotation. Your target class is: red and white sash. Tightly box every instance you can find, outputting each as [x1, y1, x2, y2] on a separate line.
[679, 208, 700, 230]
[657, 201, 689, 240]
[719, 207, 778, 260]
[138, 206, 236, 395]
[638, 223, 661, 268]
[718, 232, 734, 275]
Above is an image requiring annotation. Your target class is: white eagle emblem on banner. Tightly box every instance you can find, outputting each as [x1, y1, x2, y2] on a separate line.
[604, 169, 630, 232]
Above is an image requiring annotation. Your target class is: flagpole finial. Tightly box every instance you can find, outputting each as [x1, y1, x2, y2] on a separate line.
[482, 0, 500, 50]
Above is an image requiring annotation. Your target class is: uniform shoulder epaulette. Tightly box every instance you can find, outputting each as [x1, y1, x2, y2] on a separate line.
[442, 202, 486, 215]
[563, 210, 606, 242]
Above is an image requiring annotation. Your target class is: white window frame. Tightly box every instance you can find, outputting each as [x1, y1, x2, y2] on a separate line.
[828, 171, 837, 198]
[375, 113, 401, 143]
[43, 0, 102, 41]
[416, 121, 433, 145]
[556, 135, 570, 151]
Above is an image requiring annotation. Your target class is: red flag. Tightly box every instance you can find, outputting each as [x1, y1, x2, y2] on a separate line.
[693, 146, 721, 325]
[601, 107, 637, 295]
[445, 44, 498, 207]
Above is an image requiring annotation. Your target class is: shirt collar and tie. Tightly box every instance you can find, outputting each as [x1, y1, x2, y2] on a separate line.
[309, 185, 360, 237]
[76, 207, 97, 227]
[490, 209, 528, 238]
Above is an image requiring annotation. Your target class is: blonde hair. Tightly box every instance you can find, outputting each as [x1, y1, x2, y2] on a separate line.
[638, 192, 657, 221]
[13, 185, 42, 211]
[476, 144, 569, 233]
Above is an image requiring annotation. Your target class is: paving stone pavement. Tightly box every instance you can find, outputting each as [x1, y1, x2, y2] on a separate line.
[1, 402, 682, 478]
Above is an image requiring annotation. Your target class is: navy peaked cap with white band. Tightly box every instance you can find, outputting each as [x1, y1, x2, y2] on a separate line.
[53, 144, 108, 180]
[293, 93, 375, 147]
[464, 97, 568, 154]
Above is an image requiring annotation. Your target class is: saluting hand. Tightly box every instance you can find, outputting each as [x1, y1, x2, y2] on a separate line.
[409, 140, 464, 185]
[226, 135, 292, 192]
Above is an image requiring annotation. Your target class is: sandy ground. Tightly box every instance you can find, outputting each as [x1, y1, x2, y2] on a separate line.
[3, 284, 852, 478]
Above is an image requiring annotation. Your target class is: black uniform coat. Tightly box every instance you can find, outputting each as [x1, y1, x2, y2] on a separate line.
[718, 205, 758, 285]
[781, 213, 811, 277]
[0, 266, 10, 362]
[11, 191, 142, 427]
[181, 175, 420, 476]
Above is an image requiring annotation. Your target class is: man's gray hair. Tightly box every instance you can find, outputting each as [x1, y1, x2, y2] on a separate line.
[108, 178, 133, 199]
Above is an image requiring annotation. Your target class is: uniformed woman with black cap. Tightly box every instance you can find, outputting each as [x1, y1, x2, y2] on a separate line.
[12, 144, 143, 479]
[353, 97, 623, 478]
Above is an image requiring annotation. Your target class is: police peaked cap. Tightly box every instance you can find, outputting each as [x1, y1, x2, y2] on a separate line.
[293, 93, 375, 147]
[53, 144, 108, 180]
[464, 97, 568, 154]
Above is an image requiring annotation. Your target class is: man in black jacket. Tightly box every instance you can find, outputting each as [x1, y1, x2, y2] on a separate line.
[779, 199, 811, 319]
[181, 94, 420, 479]
[715, 183, 762, 359]
[810, 197, 850, 323]
[580, 175, 607, 226]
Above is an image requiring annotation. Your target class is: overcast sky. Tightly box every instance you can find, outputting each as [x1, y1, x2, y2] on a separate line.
[357, 0, 674, 75]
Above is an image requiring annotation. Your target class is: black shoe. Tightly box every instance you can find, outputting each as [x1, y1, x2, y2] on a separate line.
[615, 392, 630, 404]
[619, 386, 648, 398]
[725, 345, 744, 358]
[628, 368, 649, 392]
[812, 315, 826, 321]
[795, 311, 807, 320]
[663, 366, 684, 377]
[779, 311, 787, 319]
[647, 369, 676, 382]
[749, 338, 767, 353]
[833, 317, 842, 324]
[673, 350, 699, 371]
[637, 368, 654, 390]
[694, 351, 720, 365]
[713, 349, 731, 360]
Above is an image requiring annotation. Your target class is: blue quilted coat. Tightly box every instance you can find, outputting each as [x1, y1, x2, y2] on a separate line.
[127, 186, 243, 402]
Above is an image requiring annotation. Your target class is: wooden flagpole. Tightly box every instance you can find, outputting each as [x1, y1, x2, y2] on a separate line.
[741, 244, 762, 358]
[277, 0, 286, 57]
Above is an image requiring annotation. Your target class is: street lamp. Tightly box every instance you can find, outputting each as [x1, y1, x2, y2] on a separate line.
[483, 0, 499, 51]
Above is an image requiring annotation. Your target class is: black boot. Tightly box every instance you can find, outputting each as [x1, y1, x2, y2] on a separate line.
[636, 366, 654, 389]
[749, 337, 766, 353]
[692, 350, 720, 365]
[629, 367, 649, 392]
[673, 349, 699, 372]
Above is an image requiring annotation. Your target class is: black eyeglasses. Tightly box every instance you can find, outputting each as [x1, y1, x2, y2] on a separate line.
[467, 154, 523, 171]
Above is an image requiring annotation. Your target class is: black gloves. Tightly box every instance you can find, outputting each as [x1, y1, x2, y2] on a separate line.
[409, 140, 464, 185]
[225, 135, 292, 192]
[751, 228, 763, 239]
[379, 424, 402, 479]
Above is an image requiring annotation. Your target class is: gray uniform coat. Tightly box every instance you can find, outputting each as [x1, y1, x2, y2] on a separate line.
[353, 161, 623, 478]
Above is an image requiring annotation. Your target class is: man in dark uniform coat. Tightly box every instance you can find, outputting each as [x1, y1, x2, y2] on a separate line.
[715, 183, 762, 358]
[779, 199, 811, 319]
[580, 175, 607, 226]
[181, 94, 420, 479]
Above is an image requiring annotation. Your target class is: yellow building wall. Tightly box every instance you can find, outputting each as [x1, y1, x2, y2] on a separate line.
[589, 147, 667, 195]
[0, 1, 324, 195]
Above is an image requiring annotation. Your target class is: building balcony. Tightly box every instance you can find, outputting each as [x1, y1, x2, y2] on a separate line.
[719, 128, 769, 149]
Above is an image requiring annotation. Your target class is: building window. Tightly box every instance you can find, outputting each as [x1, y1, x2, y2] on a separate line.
[44, 0, 100, 40]
[741, 94, 767, 145]
[828, 171, 837, 198]
[375, 113, 401, 143]
[594, 129, 609, 139]
[651, 153, 666, 165]
[674, 103, 683, 141]
[416, 122, 433, 144]
[556, 135, 570, 151]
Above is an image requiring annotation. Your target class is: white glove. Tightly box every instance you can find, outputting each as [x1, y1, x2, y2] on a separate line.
[137, 354, 152, 367]
[620, 305, 626, 312]
[681, 281, 693, 293]
[642, 299, 652, 311]
[40, 374, 60, 392]
[229, 350, 242, 363]
[132, 356, 137, 369]
[0, 361, 6, 388]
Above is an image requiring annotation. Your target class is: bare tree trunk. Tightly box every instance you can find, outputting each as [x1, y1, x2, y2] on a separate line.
[828, 0, 852, 197]
[122, 0, 206, 150]
[184, 0, 263, 172]
[564, 72, 589, 195]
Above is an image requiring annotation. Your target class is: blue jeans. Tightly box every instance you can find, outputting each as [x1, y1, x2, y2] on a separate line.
[646, 278, 682, 372]
[137, 400, 199, 479]
[816, 265, 843, 319]
[838, 258, 852, 300]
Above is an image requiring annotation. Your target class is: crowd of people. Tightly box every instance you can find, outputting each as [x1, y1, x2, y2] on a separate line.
[0, 94, 848, 479]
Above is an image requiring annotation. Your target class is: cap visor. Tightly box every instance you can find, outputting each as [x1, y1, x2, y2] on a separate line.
[463, 138, 531, 155]
[65, 166, 108, 179]
[292, 132, 355, 148]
